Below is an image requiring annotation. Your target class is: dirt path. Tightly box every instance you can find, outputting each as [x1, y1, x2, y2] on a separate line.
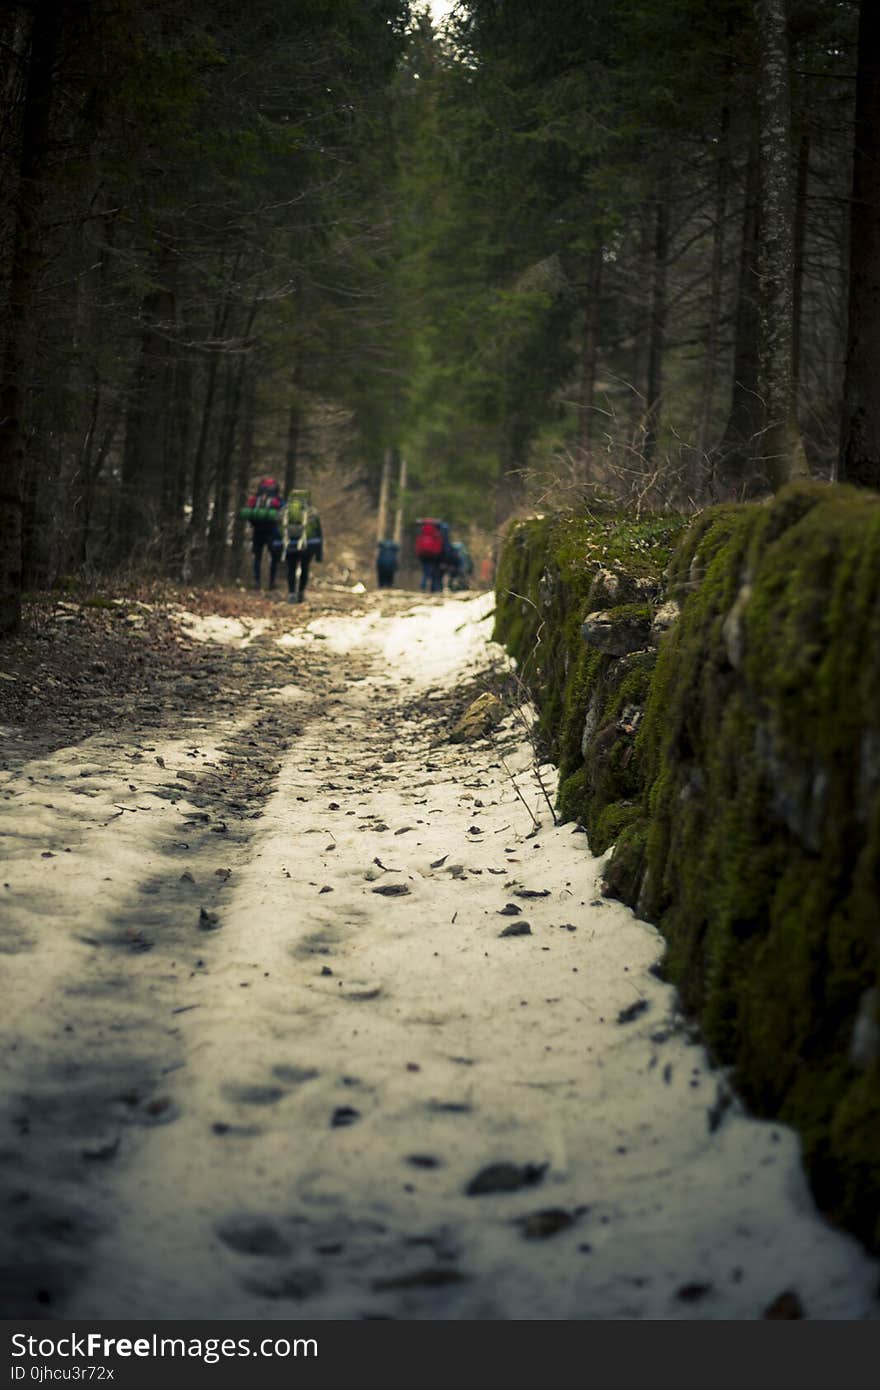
[1, 587, 878, 1320]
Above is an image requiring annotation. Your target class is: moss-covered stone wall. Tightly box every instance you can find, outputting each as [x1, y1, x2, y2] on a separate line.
[494, 483, 880, 1252]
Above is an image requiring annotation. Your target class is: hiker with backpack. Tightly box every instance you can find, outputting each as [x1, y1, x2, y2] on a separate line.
[283, 487, 323, 603]
[415, 517, 449, 593]
[447, 540, 474, 591]
[240, 477, 284, 590]
[376, 538, 400, 588]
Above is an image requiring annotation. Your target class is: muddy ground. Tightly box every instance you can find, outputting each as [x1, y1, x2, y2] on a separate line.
[1, 579, 879, 1321]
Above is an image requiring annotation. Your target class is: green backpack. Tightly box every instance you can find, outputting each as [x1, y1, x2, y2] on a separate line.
[285, 490, 321, 549]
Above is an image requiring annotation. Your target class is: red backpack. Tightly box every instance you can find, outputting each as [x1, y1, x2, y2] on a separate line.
[415, 519, 444, 559]
[242, 478, 283, 522]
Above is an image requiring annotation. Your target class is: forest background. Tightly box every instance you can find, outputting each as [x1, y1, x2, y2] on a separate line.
[0, 0, 878, 633]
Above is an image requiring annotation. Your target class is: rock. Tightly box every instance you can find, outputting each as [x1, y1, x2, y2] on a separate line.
[676, 1281, 713, 1303]
[580, 690, 601, 759]
[450, 692, 504, 744]
[82, 1135, 120, 1161]
[538, 567, 555, 609]
[850, 988, 880, 1070]
[581, 608, 652, 657]
[617, 999, 649, 1024]
[222, 1084, 286, 1106]
[371, 883, 410, 896]
[330, 1106, 360, 1128]
[216, 1218, 291, 1257]
[198, 907, 220, 930]
[650, 600, 681, 646]
[517, 1208, 577, 1239]
[721, 583, 752, 670]
[497, 903, 522, 916]
[372, 1267, 465, 1291]
[499, 921, 531, 937]
[243, 1268, 323, 1301]
[586, 567, 622, 609]
[763, 1289, 804, 1319]
[272, 1066, 318, 1086]
[465, 1161, 547, 1196]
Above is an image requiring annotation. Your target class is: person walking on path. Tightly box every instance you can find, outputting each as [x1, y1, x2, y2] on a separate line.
[376, 539, 400, 588]
[283, 487, 323, 603]
[415, 517, 448, 594]
[240, 477, 284, 590]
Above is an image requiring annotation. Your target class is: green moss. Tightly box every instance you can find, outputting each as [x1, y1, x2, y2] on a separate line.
[494, 481, 880, 1255]
[637, 481, 880, 1251]
[593, 798, 642, 848]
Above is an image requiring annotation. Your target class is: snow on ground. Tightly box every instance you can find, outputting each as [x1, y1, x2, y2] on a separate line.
[1, 591, 879, 1320]
[170, 610, 272, 647]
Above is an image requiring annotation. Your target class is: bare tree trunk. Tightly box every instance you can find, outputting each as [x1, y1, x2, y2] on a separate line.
[208, 300, 259, 578]
[285, 380, 301, 495]
[230, 366, 256, 573]
[393, 454, 407, 545]
[697, 103, 731, 462]
[716, 130, 763, 490]
[164, 353, 192, 570]
[792, 122, 811, 397]
[839, 0, 880, 489]
[187, 338, 221, 562]
[75, 377, 101, 564]
[753, 0, 809, 490]
[577, 245, 603, 468]
[184, 256, 241, 579]
[644, 193, 669, 464]
[0, 0, 59, 633]
[494, 414, 530, 524]
[377, 449, 392, 540]
[121, 246, 177, 565]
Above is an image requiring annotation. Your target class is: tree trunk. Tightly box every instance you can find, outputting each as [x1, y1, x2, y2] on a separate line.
[285, 383, 301, 495]
[207, 361, 240, 579]
[628, 206, 653, 438]
[186, 340, 221, 573]
[839, 0, 880, 489]
[643, 194, 669, 464]
[393, 454, 407, 545]
[577, 245, 603, 468]
[0, 0, 60, 634]
[494, 414, 530, 524]
[230, 366, 256, 574]
[792, 123, 811, 398]
[207, 300, 259, 579]
[164, 352, 192, 570]
[716, 131, 763, 489]
[121, 247, 177, 565]
[184, 256, 241, 579]
[377, 449, 392, 540]
[697, 102, 731, 463]
[752, 0, 809, 490]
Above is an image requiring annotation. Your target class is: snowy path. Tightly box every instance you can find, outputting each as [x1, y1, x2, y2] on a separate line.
[1, 591, 878, 1320]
